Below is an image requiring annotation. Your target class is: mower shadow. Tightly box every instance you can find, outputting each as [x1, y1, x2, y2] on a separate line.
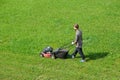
[66, 54, 72, 59]
[85, 52, 109, 61]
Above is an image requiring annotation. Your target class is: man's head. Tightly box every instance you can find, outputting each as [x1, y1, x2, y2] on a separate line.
[73, 24, 79, 30]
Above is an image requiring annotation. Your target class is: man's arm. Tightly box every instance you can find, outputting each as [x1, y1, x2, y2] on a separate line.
[74, 34, 79, 44]
[72, 34, 78, 45]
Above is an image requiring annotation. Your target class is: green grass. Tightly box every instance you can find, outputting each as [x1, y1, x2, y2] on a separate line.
[0, 0, 120, 80]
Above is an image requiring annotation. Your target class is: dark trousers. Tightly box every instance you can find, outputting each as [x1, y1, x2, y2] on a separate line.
[72, 47, 85, 60]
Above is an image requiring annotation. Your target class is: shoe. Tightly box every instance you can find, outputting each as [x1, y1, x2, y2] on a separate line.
[72, 55, 75, 59]
[80, 60, 86, 62]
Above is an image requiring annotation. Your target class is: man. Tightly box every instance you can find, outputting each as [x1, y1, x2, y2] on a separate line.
[71, 24, 85, 62]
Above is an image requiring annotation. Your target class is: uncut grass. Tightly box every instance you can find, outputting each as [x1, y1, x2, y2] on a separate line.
[0, 0, 119, 55]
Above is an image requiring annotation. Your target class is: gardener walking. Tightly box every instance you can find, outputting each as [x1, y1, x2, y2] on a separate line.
[71, 24, 85, 62]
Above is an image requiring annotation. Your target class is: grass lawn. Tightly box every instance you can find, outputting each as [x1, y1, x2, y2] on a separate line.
[0, 0, 120, 80]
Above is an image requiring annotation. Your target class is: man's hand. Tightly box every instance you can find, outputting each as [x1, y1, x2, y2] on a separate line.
[71, 42, 74, 45]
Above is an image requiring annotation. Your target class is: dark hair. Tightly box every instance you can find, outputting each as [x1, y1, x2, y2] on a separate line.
[74, 24, 79, 29]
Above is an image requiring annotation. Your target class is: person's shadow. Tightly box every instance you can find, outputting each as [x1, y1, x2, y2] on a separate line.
[86, 52, 109, 61]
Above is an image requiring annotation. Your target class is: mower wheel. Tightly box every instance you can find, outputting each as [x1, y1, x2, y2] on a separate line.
[40, 53, 44, 57]
[51, 54, 56, 59]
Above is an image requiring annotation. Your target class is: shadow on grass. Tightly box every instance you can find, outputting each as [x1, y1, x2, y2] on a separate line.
[86, 52, 109, 61]
[58, 52, 109, 60]
[66, 54, 72, 59]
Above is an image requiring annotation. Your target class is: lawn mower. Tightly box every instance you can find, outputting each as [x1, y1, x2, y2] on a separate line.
[40, 44, 72, 59]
